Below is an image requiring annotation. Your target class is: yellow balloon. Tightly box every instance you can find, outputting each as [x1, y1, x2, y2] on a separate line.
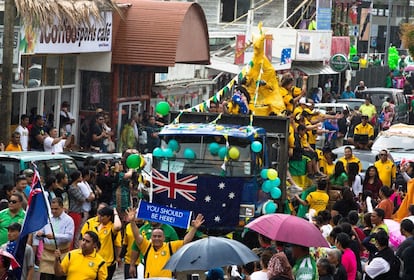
[228, 147, 240, 160]
[267, 168, 278, 180]
[140, 155, 146, 168]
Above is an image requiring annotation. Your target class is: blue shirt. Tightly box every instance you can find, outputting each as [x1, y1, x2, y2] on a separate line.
[341, 90, 356, 99]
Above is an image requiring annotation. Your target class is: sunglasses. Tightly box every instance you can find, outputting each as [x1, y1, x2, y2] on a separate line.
[380, 154, 387, 156]
[9, 200, 18, 204]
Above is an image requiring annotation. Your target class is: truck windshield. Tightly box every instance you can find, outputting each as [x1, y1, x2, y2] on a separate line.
[154, 135, 257, 177]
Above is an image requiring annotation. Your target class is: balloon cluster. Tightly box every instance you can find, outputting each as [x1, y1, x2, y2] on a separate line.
[153, 147, 174, 158]
[260, 168, 282, 203]
[125, 153, 146, 169]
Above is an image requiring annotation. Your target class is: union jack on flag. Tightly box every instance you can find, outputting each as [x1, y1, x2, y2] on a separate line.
[152, 169, 245, 227]
[152, 169, 198, 201]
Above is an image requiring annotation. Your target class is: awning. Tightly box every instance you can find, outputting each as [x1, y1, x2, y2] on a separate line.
[294, 64, 338, 75]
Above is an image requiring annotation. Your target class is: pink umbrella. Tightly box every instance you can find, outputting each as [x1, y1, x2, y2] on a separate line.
[384, 219, 405, 250]
[0, 249, 20, 269]
[245, 214, 330, 247]
[404, 65, 414, 72]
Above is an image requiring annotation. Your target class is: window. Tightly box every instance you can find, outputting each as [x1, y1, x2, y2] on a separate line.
[220, 0, 251, 23]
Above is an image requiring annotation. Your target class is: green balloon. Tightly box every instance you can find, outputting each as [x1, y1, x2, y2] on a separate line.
[126, 154, 141, 169]
[155, 101, 170, 116]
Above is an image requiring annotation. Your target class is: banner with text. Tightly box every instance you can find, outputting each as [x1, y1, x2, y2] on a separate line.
[20, 11, 112, 54]
[137, 200, 192, 229]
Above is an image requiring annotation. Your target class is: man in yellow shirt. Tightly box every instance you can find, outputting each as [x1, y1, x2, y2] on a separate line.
[295, 179, 329, 214]
[359, 97, 377, 121]
[348, 115, 374, 149]
[5, 132, 22, 151]
[374, 150, 396, 187]
[338, 146, 362, 172]
[126, 208, 205, 279]
[54, 231, 108, 280]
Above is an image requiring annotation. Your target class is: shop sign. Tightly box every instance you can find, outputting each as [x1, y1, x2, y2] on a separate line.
[329, 53, 349, 72]
[0, 27, 20, 64]
[20, 12, 112, 54]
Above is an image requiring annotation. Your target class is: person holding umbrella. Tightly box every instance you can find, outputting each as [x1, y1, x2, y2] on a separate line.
[126, 208, 205, 279]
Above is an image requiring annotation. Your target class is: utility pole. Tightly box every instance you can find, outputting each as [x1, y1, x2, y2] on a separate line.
[0, 0, 16, 144]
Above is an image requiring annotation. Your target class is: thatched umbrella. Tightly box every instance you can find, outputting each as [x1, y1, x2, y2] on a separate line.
[0, 0, 120, 144]
[400, 23, 414, 59]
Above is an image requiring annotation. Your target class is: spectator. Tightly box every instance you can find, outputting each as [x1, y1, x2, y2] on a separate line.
[358, 97, 377, 125]
[332, 189, 359, 219]
[348, 162, 363, 197]
[250, 250, 272, 280]
[0, 193, 25, 246]
[1, 222, 34, 280]
[291, 244, 317, 280]
[90, 113, 108, 152]
[362, 208, 388, 258]
[396, 219, 414, 259]
[374, 150, 396, 189]
[335, 233, 357, 280]
[145, 115, 161, 153]
[67, 170, 85, 249]
[363, 166, 383, 200]
[54, 231, 107, 280]
[14, 114, 29, 151]
[326, 248, 348, 280]
[338, 146, 362, 173]
[267, 252, 294, 280]
[12, 175, 28, 210]
[59, 101, 75, 135]
[385, 71, 394, 88]
[317, 257, 335, 280]
[5, 132, 22, 152]
[118, 118, 136, 153]
[126, 208, 204, 279]
[376, 186, 394, 219]
[341, 86, 355, 99]
[354, 81, 367, 98]
[29, 115, 48, 151]
[43, 127, 71, 153]
[82, 206, 122, 279]
[33, 197, 74, 280]
[348, 115, 374, 150]
[364, 230, 396, 279]
[295, 179, 329, 215]
[329, 161, 348, 191]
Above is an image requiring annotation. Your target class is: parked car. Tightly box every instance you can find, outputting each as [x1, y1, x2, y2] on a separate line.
[372, 123, 414, 165]
[62, 151, 122, 171]
[363, 88, 409, 124]
[336, 98, 365, 111]
[0, 152, 79, 189]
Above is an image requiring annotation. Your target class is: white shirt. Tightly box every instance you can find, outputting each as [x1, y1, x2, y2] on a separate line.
[33, 211, 74, 246]
[78, 181, 93, 212]
[15, 125, 29, 151]
[43, 136, 66, 153]
[351, 175, 363, 197]
[250, 270, 268, 280]
[364, 257, 390, 279]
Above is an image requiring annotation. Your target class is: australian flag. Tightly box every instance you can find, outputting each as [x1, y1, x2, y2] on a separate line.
[152, 169, 244, 228]
[14, 169, 50, 278]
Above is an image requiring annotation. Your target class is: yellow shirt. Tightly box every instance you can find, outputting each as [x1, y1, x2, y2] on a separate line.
[319, 154, 335, 177]
[305, 118, 317, 145]
[306, 190, 329, 214]
[5, 142, 22, 151]
[280, 87, 294, 112]
[122, 223, 140, 265]
[288, 123, 295, 148]
[338, 155, 362, 172]
[293, 107, 304, 119]
[87, 222, 118, 265]
[138, 237, 184, 278]
[354, 123, 374, 138]
[374, 159, 396, 187]
[359, 104, 377, 119]
[60, 249, 107, 280]
[81, 217, 99, 237]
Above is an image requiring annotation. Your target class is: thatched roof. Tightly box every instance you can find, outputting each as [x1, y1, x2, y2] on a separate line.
[15, 0, 121, 27]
